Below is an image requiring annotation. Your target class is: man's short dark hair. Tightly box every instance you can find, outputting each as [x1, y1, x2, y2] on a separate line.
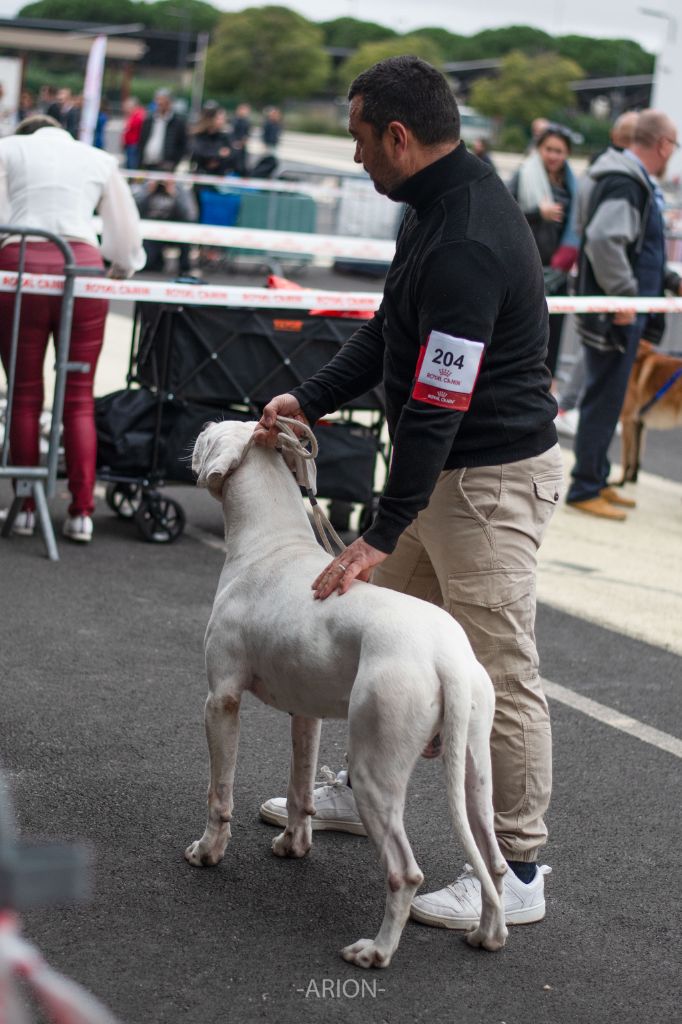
[348, 55, 460, 146]
[16, 114, 62, 135]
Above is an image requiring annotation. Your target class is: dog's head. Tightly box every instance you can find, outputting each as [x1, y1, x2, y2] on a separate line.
[192, 420, 258, 499]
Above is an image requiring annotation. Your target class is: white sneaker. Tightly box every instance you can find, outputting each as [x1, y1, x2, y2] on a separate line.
[2, 509, 36, 536]
[554, 407, 579, 438]
[410, 863, 551, 929]
[259, 766, 367, 835]
[62, 514, 93, 543]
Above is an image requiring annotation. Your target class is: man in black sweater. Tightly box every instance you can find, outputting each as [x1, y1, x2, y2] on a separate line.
[257, 57, 563, 930]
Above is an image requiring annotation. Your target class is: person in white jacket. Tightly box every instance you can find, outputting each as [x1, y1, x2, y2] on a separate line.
[0, 114, 146, 543]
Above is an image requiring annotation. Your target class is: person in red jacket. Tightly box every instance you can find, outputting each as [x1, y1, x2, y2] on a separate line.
[121, 96, 145, 170]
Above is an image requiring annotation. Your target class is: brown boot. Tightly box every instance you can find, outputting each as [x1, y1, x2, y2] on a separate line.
[567, 496, 627, 521]
[601, 486, 637, 508]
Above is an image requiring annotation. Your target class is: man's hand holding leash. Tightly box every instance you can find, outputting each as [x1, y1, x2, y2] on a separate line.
[254, 393, 309, 446]
[255, 394, 387, 599]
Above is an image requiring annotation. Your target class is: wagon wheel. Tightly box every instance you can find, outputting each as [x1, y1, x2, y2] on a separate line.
[133, 493, 185, 543]
[105, 482, 142, 520]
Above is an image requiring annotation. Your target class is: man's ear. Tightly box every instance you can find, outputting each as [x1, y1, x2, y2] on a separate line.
[386, 120, 409, 155]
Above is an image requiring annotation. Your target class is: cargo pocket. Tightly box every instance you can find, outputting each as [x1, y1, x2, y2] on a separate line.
[532, 473, 563, 505]
[531, 472, 563, 540]
[446, 569, 536, 676]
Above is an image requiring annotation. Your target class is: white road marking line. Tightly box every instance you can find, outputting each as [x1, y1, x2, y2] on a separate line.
[542, 678, 682, 759]
[184, 524, 226, 553]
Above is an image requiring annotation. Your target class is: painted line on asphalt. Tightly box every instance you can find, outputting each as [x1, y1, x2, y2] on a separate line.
[184, 524, 226, 553]
[542, 678, 682, 759]
[184, 525, 682, 759]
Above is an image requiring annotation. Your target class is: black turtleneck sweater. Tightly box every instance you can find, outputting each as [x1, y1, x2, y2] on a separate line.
[291, 143, 558, 554]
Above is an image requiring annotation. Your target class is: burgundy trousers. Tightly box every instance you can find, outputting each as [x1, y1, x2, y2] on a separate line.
[0, 242, 107, 516]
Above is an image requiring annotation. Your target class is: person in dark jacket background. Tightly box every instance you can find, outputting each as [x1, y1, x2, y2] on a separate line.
[509, 124, 579, 382]
[133, 177, 197, 275]
[138, 89, 187, 171]
[261, 106, 282, 153]
[229, 103, 251, 176]
[566, 109, 682, 521]
[189, 102, 236, 176]
[256, 56, 563, 936]
[47, 87, 80, 138]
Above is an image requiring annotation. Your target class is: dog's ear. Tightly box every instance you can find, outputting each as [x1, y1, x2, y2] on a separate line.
[193, 420, 258, 500]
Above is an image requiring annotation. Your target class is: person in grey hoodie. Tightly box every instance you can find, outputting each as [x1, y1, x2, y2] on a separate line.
[566, 109, 681, 520]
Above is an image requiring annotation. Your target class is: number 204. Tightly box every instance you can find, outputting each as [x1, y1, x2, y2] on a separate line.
[433, 349, 465, 369]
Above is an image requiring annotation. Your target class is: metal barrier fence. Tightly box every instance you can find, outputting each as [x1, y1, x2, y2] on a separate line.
[0, 228, 100, 561]
[121, 167, 402, 243]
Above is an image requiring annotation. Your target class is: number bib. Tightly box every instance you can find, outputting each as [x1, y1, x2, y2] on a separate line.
[412, 330, 485, 411]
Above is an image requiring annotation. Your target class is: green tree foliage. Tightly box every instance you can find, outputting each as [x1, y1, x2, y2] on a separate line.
[19, 0, 221, 31]
[555, 36, 654, 77]
[19, 0, 138, 20]
[205, 6, 331, 105]
[141, 1, 221, 33]
[339, 34, 444, 88]
[319, 17, 397, 48]
[459, 25, 554, 60]
[470, 50, 584, 127]
[409, 27, 469, 61]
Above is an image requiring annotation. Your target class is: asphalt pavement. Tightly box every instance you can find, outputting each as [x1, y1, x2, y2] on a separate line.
[2, 199, 681, 1022]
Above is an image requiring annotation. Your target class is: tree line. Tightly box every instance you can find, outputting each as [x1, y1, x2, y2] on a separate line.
[17, 1, 654, 136]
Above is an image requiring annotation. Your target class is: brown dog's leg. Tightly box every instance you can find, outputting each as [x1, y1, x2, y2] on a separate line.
[632, 419, 645, 482]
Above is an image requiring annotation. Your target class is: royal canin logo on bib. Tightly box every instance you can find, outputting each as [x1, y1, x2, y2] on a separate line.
[412, 330, 485, 411]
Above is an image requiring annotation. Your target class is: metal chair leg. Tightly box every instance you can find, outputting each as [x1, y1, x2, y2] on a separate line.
[0, 494, 23, 538]
[33, 481, 59, 561]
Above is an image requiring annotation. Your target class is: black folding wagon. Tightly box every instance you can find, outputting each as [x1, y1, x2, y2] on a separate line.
[95, 299, 388, 543]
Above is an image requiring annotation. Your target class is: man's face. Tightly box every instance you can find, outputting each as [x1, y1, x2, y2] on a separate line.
[656, 121, 679, 177]
[348, 96, 403, 197]
[156, 94, 171, 115]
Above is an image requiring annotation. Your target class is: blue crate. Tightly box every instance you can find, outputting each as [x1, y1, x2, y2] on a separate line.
[198, 189, 241, 227]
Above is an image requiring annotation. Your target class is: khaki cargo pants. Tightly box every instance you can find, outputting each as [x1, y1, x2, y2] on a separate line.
[373, 444, 564, 861]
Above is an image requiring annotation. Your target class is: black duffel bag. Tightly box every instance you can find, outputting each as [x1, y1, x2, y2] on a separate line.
[96, 388, 379, 502]
[95, 388, 240, 484]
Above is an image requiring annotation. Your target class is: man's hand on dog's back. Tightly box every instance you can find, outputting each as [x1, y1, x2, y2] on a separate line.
[253, 393, 310, 447]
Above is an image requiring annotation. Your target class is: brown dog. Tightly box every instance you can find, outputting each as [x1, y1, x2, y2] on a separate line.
[619, 340, 682, 483]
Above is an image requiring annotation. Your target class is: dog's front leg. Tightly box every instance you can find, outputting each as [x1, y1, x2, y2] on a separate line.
[185, 691, 241, 867]
[272, 715, 321, 859]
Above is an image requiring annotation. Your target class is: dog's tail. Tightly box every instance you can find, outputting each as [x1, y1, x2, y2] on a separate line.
[440, 657, 505, 913]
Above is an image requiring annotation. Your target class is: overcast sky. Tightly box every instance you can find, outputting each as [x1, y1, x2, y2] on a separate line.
[0, 0, 677, 52]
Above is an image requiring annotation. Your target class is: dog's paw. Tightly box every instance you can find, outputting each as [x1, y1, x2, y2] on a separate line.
[341, 938, 391, 969]
[184, 839, 225, 867]
[465, 925, 507, 951]
[271, 829, 311, 859]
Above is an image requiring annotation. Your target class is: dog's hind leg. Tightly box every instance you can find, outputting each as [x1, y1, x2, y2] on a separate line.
[341, 686, 427, 969]
[632, 419, 645, 482]
[462, 672, 508, 951]
[441, 662, 507, 951]
[272, 715, 321, 859]
[185, 687, 242, 867]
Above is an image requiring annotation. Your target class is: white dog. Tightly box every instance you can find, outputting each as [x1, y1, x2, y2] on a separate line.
[185, 419, 508, 968]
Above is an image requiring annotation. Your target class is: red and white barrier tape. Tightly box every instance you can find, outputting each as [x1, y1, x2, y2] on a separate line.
[0, 911, 119, 1024]
[1, 272, 682, 314]
[545, 296, 682, 314]
[112, 218, 397, 262]
[121, 168, 345, 201]
[0, 273, 380, 309]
